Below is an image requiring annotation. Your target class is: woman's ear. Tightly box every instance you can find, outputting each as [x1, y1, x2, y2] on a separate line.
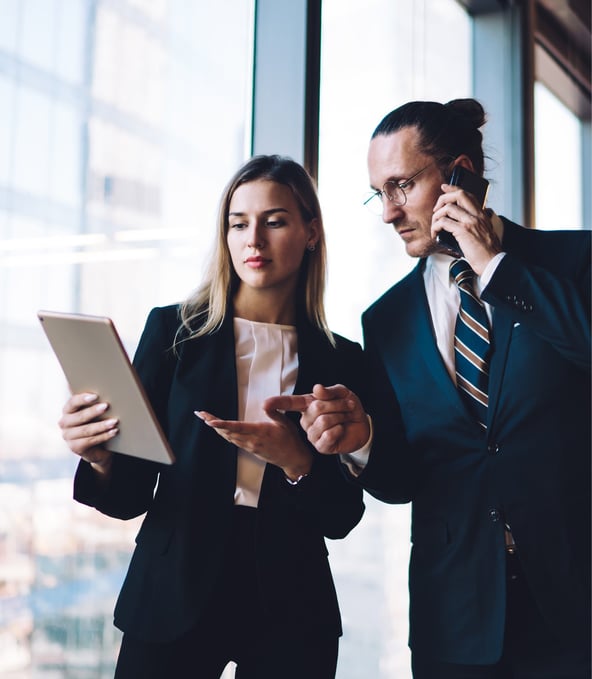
[307, 218, 320, 250]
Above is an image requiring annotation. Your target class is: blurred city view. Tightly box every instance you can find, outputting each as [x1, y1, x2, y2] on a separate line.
[1, 461, 139, 677]
[1, 1, 252, 676]
[2, 1, 586, 678]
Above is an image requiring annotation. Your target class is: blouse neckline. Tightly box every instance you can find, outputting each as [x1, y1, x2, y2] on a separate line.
[234, 316, 296, 331]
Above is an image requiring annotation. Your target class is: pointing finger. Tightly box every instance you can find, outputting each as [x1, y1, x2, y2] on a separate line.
[263, 394, 313, 413]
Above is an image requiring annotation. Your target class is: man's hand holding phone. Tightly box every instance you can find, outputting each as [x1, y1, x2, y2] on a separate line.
[435, 166, 489, 256]
[432, 165, 501, 274]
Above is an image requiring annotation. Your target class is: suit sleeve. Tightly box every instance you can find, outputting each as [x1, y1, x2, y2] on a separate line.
[269, 452, 366, 540]
[73, 307, 177, 519]
[263, 338, 365, 540]
[347, 313, 419, 504]
[482, 233, 591, 372]
[316, 339, 366, 537]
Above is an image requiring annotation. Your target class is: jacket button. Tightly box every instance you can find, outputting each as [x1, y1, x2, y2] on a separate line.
[489, 509, 501, 522]
[487, 443, 500, 455]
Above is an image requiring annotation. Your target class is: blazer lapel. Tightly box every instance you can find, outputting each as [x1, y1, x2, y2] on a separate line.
[178, 315, 239, 419]
[486, 220, 522, 430]
[176, 315, 239, 490]
[406, 263, 470, 420]
[487, 313, 513, 430]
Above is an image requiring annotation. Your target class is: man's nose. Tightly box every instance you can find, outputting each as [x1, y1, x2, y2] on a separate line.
[382, 198, 404, 224]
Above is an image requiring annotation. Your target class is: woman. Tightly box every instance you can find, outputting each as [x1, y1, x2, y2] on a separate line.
[58, 155, 365, 678]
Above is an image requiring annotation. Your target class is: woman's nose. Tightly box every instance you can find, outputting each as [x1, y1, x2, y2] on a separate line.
[248, 225, 265, 249]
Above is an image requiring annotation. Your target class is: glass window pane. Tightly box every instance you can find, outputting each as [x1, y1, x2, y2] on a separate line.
[19, 0, 59, 72]
[54, 0, 86, 84]
[0, 75, 16, 186]
[534, 81, 583, 230]
[13, 86, 52, 197]
[49, 101, 82, 207]
[319, 0, 471, 342]
[0, 0, 21, 52]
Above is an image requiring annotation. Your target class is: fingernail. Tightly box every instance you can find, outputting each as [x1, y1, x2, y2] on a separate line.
[194, 411, 204, 420]
[84, 393, 98, 402]
[97, 402, 108, 412]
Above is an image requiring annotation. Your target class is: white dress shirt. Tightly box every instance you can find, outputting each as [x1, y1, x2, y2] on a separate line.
[233, 317, 298, 507]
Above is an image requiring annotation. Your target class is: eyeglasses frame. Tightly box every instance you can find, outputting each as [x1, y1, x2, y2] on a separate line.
[363, 161, 435, 209]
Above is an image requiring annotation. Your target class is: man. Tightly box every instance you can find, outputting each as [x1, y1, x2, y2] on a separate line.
[265, 99, 591, 678]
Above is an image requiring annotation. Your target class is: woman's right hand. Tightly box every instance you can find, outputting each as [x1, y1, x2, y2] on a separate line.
[58, 393, 118, 476]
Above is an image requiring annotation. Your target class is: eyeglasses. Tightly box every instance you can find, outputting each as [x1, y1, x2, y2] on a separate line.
[363, 162, 434, 214]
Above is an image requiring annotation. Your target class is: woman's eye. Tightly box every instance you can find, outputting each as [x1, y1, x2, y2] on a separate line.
[230, 222, 247, 230]
[266, 219, 284, 228]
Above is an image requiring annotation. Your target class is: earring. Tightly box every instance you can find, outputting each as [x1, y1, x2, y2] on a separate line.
[307, 242, 316, 252]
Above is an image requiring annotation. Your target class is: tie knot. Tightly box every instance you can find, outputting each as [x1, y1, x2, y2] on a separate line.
[450, 258, 475, 286]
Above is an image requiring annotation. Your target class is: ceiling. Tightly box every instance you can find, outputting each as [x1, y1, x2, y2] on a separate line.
[535, 0, 591, 97]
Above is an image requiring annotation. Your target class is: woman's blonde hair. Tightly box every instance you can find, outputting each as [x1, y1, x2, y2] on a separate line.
[178, 155, 333, 345]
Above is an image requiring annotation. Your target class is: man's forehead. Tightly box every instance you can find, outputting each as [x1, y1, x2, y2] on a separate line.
[368, 128, 424, 179]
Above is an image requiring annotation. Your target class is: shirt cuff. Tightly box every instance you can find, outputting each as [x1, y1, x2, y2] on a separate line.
[340, 416, 373, 477]
[478, 252, 506, 292]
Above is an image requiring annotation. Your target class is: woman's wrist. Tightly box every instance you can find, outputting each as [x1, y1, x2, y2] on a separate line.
[283, 450, 312, 484]
[89, 452, 113, 479]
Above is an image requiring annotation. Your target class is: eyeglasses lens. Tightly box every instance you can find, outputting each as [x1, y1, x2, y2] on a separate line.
[363, 181, 406, 215]
[384, 181, 405, 205]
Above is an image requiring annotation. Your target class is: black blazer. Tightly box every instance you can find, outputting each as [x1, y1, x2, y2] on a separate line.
[74, 305, 365, 643]
[357, 219, 591, 664]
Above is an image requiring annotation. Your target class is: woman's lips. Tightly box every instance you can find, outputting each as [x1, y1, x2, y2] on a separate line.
[244, 256, 271, 268]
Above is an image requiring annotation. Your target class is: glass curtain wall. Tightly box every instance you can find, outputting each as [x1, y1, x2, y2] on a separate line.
[0, 1, 253, 677]
[318, 2, 471, 677]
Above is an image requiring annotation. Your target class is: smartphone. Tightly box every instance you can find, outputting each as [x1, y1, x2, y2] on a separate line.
[436, 166, 490, 256]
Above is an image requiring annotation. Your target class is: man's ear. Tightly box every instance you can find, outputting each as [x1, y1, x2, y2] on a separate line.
[453, 154, 476, 174]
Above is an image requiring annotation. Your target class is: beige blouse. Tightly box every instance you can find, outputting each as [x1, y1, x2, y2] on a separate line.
[233, 317, 298, 507]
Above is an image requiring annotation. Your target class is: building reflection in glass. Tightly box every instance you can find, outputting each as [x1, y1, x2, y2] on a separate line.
[0, 0, 252, 676]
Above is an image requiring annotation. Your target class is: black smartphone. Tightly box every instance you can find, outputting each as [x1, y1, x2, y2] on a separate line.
[436, 166, 490, 256]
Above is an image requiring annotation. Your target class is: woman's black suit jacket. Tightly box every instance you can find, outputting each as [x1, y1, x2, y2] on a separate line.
[73, 305, 365, 643]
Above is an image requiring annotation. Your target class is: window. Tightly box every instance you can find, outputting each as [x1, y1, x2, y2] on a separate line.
[534, 82, 584, 229]
[533, 0, 590, 230]
[0, 2, 253, 675]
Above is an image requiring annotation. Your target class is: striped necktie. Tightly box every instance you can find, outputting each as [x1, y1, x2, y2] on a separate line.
[450, 258, 491, 429]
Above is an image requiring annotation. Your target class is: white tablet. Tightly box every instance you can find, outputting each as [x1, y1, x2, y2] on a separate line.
[38, 310, 175, 465]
